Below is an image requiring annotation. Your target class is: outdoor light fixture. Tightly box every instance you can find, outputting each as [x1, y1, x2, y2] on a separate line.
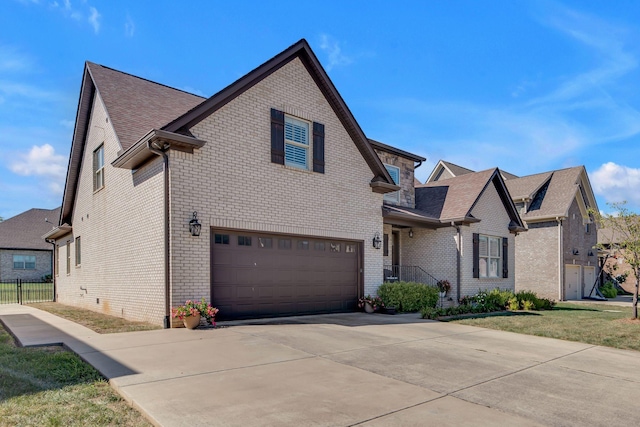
[408, 229, 414, 238]
[373, 232, 382, 249]
[572, 248, 580, 255]
[588, 250, 594, 257]
[189, 211, 201, 237]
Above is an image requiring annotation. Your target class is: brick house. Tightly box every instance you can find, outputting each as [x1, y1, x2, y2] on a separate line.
[0, 207, 60, 282]
[45, 39, 402, 326]
[378, 157, 525, 302]
[427, 160, 599, 300]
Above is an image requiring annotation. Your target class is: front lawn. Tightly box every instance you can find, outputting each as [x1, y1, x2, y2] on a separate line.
[450, 302, 640, 351]
[0, 324, 151, 426]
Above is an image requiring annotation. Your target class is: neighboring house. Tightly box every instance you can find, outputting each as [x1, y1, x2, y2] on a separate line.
[427, 161, 599, 300]
[377, 153, 525, 302]
[598, 225, 636, 294]
[45, 39, 401, 326]
[0, 207, 60, 282]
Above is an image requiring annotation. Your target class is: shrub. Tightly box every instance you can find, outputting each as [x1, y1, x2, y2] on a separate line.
[378, 281, 439, 312]
[600, 281, 618, 299]
[420, 307, 441, 319]
[508, 296, 519, 311]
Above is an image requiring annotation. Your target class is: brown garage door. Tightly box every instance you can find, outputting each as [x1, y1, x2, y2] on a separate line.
[211, 230, 361, 320]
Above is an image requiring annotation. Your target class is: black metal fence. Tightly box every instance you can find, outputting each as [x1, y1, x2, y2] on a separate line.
[383, 264, 439, 287]
[0, 279, 54, 304]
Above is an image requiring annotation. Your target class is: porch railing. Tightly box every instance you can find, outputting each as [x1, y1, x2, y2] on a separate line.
[0, 279, 54, 305]
[383, 265, 439, 287]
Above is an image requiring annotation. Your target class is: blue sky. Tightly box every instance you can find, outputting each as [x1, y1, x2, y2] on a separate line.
[2, 0, 640, 220]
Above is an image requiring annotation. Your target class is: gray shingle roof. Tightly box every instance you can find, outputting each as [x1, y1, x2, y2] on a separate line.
[87, 62, 205, 151]
[417, 168, 497, 220]
[506, 167, 585, 220]
[0, 207, 60, 250]
[441, 160, 474, 177]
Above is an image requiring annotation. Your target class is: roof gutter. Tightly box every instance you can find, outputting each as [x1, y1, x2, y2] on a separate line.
[147, 140, 172, 329]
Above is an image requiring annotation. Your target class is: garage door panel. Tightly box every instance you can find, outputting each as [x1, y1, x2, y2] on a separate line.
[212, 230, 360, 320]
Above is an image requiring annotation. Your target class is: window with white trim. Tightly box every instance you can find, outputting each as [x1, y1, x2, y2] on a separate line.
[383, 164, 400, 203]
[284, 115, 309, 169]
[94, 145, 105, 190]
[13, 255, 36, 270]
[479, 235, 501, 278]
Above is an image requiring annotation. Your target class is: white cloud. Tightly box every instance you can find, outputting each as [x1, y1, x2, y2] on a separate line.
[0, 45, 33, 72]
[88, 6, 100, 33]
[10, 144, 67, 182]
[592, 162, 640, 206]
[59, 119, 74, 129]
[318, 34, 352, 71]
[0, 80, 55, 100]
[125, 13, 135, 37]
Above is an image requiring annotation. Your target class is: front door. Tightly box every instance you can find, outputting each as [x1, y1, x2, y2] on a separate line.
[564, 265, 580, 300]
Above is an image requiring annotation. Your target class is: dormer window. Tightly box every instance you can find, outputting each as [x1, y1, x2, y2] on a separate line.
[383, 164, 400, 203]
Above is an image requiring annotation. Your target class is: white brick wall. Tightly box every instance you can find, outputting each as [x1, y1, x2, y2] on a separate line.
[55, 94, 166, 324]
[401, 180, 515, 302]
[169, 58, 385, 305]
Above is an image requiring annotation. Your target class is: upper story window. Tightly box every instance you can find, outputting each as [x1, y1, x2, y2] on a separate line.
[75, 236, 81, 267]
[383, 164, 400, 203]
[479, 235, 501, 278]
[271, 108, 325, 173]
[13, 255, 36, 270]
[93, 144, 105, 191]
[284, 116, 309, 169]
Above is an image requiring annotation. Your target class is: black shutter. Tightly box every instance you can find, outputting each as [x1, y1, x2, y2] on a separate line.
[502, 237, 509, 278]
[383, 233, 389, 257]
[472, 233, 479, 278]
[313, 121, 325, 173]
[270, 108, 285, 165]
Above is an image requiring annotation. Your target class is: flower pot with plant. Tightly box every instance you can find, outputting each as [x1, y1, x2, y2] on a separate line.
[437, 280, 451, 298]
[358, 295, 384, 313]
[171, 298, 220, 329]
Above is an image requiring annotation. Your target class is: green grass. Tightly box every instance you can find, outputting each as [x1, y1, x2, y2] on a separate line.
[0, 282, 53, 304]
[0, 324, 151, 426]
[29, 302, 161, 334]
[450, 302, 640, 351]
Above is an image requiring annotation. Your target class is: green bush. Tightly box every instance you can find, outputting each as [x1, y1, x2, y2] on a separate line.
[508, 296, 519, 311]
[600, 281, 618, 299]
[378, 281, 439, 312]
[512, 290, 555, 310]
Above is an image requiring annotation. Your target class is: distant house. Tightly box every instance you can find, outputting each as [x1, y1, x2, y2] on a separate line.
[0, 207, 60, 282]
[427, 161, 599, 300]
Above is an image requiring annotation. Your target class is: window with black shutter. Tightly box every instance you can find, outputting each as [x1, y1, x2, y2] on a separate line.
[270, 108, 324, 173]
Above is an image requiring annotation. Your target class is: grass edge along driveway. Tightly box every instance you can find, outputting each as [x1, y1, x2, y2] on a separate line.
[450, 302, 640, 351]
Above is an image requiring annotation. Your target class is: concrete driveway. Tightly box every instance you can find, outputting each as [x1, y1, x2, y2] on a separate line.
[1, 305, 639, 426]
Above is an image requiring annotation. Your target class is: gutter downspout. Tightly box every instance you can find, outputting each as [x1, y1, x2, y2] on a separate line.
[453, 222, 461, 302]
[148, 141, 171, 329]
[45, 238, 56, 301]
[557, 217, 563, 301]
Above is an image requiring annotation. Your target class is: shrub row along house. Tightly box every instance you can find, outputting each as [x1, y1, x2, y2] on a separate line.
[44, 39, 596, 326]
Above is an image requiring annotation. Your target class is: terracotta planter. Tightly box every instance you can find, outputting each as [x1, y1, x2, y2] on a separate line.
[364, 302, 375, 314]
[183, 313, 201, 329]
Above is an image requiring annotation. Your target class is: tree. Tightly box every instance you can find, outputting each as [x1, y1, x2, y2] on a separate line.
[593, 202, 640, 319]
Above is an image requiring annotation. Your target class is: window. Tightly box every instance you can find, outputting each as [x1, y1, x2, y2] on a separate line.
[75, 236, 81, 266]
[66, 241, 71, 275]
[238, 236, 252, 246]
[214, 234, 230, 244]
[258, 237, 272, 248]
[383, 233, 389, 256]
[330, 243, 341, 252]
[383, 164, 400, 203]
[479, 235, 501, 278]
[314, 242, 325, 251]
[297, 240, 310, 250]
[13, 255, 36, 270]
[94, 145, 105, 190]
[346, 244, 356, 253]
[585, 223, 591, 234]
[278, 239, 291, 249]
[284, 116, 309, 169]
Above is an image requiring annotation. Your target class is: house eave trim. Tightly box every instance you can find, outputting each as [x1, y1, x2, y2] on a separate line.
[42, 225, 73, 240]
[370, 181, 401, 194]
[112, 129, 206, 169]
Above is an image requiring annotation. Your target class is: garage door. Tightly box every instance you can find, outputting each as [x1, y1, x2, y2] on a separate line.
[211, 230, 361, 320]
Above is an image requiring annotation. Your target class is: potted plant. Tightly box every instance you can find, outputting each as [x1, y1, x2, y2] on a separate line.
[358, 295, 384, 313]
[171, 298, 220, 329]
[437, 280, 451, 298]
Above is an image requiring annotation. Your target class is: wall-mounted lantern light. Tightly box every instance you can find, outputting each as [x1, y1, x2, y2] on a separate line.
[408, 229, 414, 238]
[189, 211, 201, 237]
[572, 248, 579, 255]
[588, 250, 594, 257]
[373, 232, 382, 249]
